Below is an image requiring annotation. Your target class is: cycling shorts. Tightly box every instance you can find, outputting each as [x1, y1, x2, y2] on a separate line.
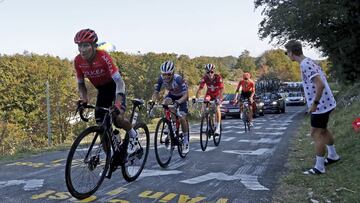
[165, 94, 188, 114]
[95, 81, 126, 123]
[240, 91, 252, 101]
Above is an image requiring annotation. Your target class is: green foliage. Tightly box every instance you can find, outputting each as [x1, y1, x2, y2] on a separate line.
[257, 49, 301, 81]
[255, 0, 360, 83]
[0, 54, 77, 155]
[234, 50, 257, 78]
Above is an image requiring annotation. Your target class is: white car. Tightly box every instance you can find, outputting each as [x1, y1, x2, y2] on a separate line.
[285, 92, 306, 106]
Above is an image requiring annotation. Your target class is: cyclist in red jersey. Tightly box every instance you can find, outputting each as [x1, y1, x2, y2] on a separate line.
[74, 28, 139, 154]
[195, 64, 224, 135]
[233, 72, 256, 126]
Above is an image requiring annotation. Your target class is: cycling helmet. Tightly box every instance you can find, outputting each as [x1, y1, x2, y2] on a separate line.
[74, 29, 98, 44]
[160, 61, 175, 74]
[243, 72, 251, 80]
[205, 64, 215, 72]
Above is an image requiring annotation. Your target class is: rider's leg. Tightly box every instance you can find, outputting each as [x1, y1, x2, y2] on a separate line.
[215, 105, 221, 134]
[239, 102, 243, 119]
[180, 116, 189, 142]
[249, 105, 253, 123]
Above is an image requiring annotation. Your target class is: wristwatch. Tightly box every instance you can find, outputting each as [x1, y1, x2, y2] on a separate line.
[313, 100, 320, 105]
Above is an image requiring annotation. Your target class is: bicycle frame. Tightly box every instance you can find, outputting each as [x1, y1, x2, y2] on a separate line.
[163, 105, 182, 146]
[203, 101, 217, 132]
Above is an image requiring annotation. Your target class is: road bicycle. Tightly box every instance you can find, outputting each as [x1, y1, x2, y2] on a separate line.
[65, 99, 149, 199]
[241, 99, 252, 132]
[198, 100, 222, 151]
[148, 102, 189, 168]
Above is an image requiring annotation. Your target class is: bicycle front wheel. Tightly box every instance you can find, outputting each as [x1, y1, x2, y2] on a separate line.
[154, 118, 174, 168]
[65, 126, 110, 199]
[122, 122, 150, 182]
[200, 115, 209, 151]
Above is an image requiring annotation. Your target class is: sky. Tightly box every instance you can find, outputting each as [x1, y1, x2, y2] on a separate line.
[0, 0, 324, 60]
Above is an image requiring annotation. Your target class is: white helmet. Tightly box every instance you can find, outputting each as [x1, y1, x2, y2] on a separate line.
[205, 64, 215, 72]
[160, 61, 175, 74]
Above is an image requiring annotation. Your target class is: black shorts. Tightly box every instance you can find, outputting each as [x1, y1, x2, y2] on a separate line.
[311, 110, 332, 129]
[240, 92, 252, 101]
[95, 81, 126, 123]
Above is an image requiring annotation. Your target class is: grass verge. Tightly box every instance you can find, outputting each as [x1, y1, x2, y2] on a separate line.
[273, 84, 360, 202]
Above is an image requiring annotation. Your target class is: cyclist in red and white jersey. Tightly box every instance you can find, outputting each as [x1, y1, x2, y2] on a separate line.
[74, 28, 139, 154]
[233, 72, 256, 126]
[195, 64, 224, 135]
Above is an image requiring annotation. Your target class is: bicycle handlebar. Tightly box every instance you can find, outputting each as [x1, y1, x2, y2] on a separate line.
[76, 103, 104, 122]
[148, 102, 182, 118]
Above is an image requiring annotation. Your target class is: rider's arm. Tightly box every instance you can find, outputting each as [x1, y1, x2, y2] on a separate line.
[152, 76, 163, 102]
[217, 76, 224, 100]
[176, 76, 189, 104]
[112, 71, 126, 109]
[250, 81, 256, 99]
[177, 90, 189, 104]
[74, 59, 88, 102]
[196, 78, 206, 98]
[77, 82, 88, 102]
[234, 81, 242, 101]
[100, 51, 125, 109]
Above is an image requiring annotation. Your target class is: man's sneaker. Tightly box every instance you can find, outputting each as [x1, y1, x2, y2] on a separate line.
[214, 127, 221, 135]
[182, 143, 189, 154]
[127, 137, 140, 154]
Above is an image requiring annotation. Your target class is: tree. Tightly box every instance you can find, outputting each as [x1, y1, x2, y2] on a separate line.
[234, 50, 257, 78]
[255, 0, 360, 83]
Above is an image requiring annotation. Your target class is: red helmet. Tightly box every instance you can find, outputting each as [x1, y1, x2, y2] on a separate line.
[243, 72, 251, 80]
[74, 29, 98, 44]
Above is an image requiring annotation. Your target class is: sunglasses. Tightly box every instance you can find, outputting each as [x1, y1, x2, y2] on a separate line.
[207, 71, 214, 74]
[162, 73, 172, 77]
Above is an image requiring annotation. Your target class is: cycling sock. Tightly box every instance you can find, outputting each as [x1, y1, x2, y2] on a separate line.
[217, 122, 221, 130]
[315, 155, 325, 172]
[129, 128, 137, 138]
[326, 145, 339, 160]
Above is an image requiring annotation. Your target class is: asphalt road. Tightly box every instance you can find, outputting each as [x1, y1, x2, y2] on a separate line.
[0, 106, 306, 203]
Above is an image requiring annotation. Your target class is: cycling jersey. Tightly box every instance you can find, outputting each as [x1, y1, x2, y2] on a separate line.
[236, 79, 255, 93]
[155, 74, 188, 97]
[74, 50, 118, 87]
[199, 74, 224, 99]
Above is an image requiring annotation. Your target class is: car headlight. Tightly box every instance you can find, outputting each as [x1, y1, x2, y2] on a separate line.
[259, 102, 264, 106]
[285, 98, 289, 101]
[272, 101, 277, 105]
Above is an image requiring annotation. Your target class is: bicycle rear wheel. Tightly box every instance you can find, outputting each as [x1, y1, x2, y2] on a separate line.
[200, 115, 209, 151]
[122, 122, 150, 182]
[213, 123, 222, 146]
[154, 118, 174, 168]
[65, 126, 110, 199]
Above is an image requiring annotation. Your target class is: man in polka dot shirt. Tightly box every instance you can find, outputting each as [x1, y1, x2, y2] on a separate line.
[285, 40, 340, 175]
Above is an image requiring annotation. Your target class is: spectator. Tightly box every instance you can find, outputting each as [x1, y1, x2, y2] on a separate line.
[285, 40, 340, 175]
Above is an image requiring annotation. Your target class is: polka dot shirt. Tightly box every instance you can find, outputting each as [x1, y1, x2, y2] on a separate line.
[300, 58, 336, 114]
